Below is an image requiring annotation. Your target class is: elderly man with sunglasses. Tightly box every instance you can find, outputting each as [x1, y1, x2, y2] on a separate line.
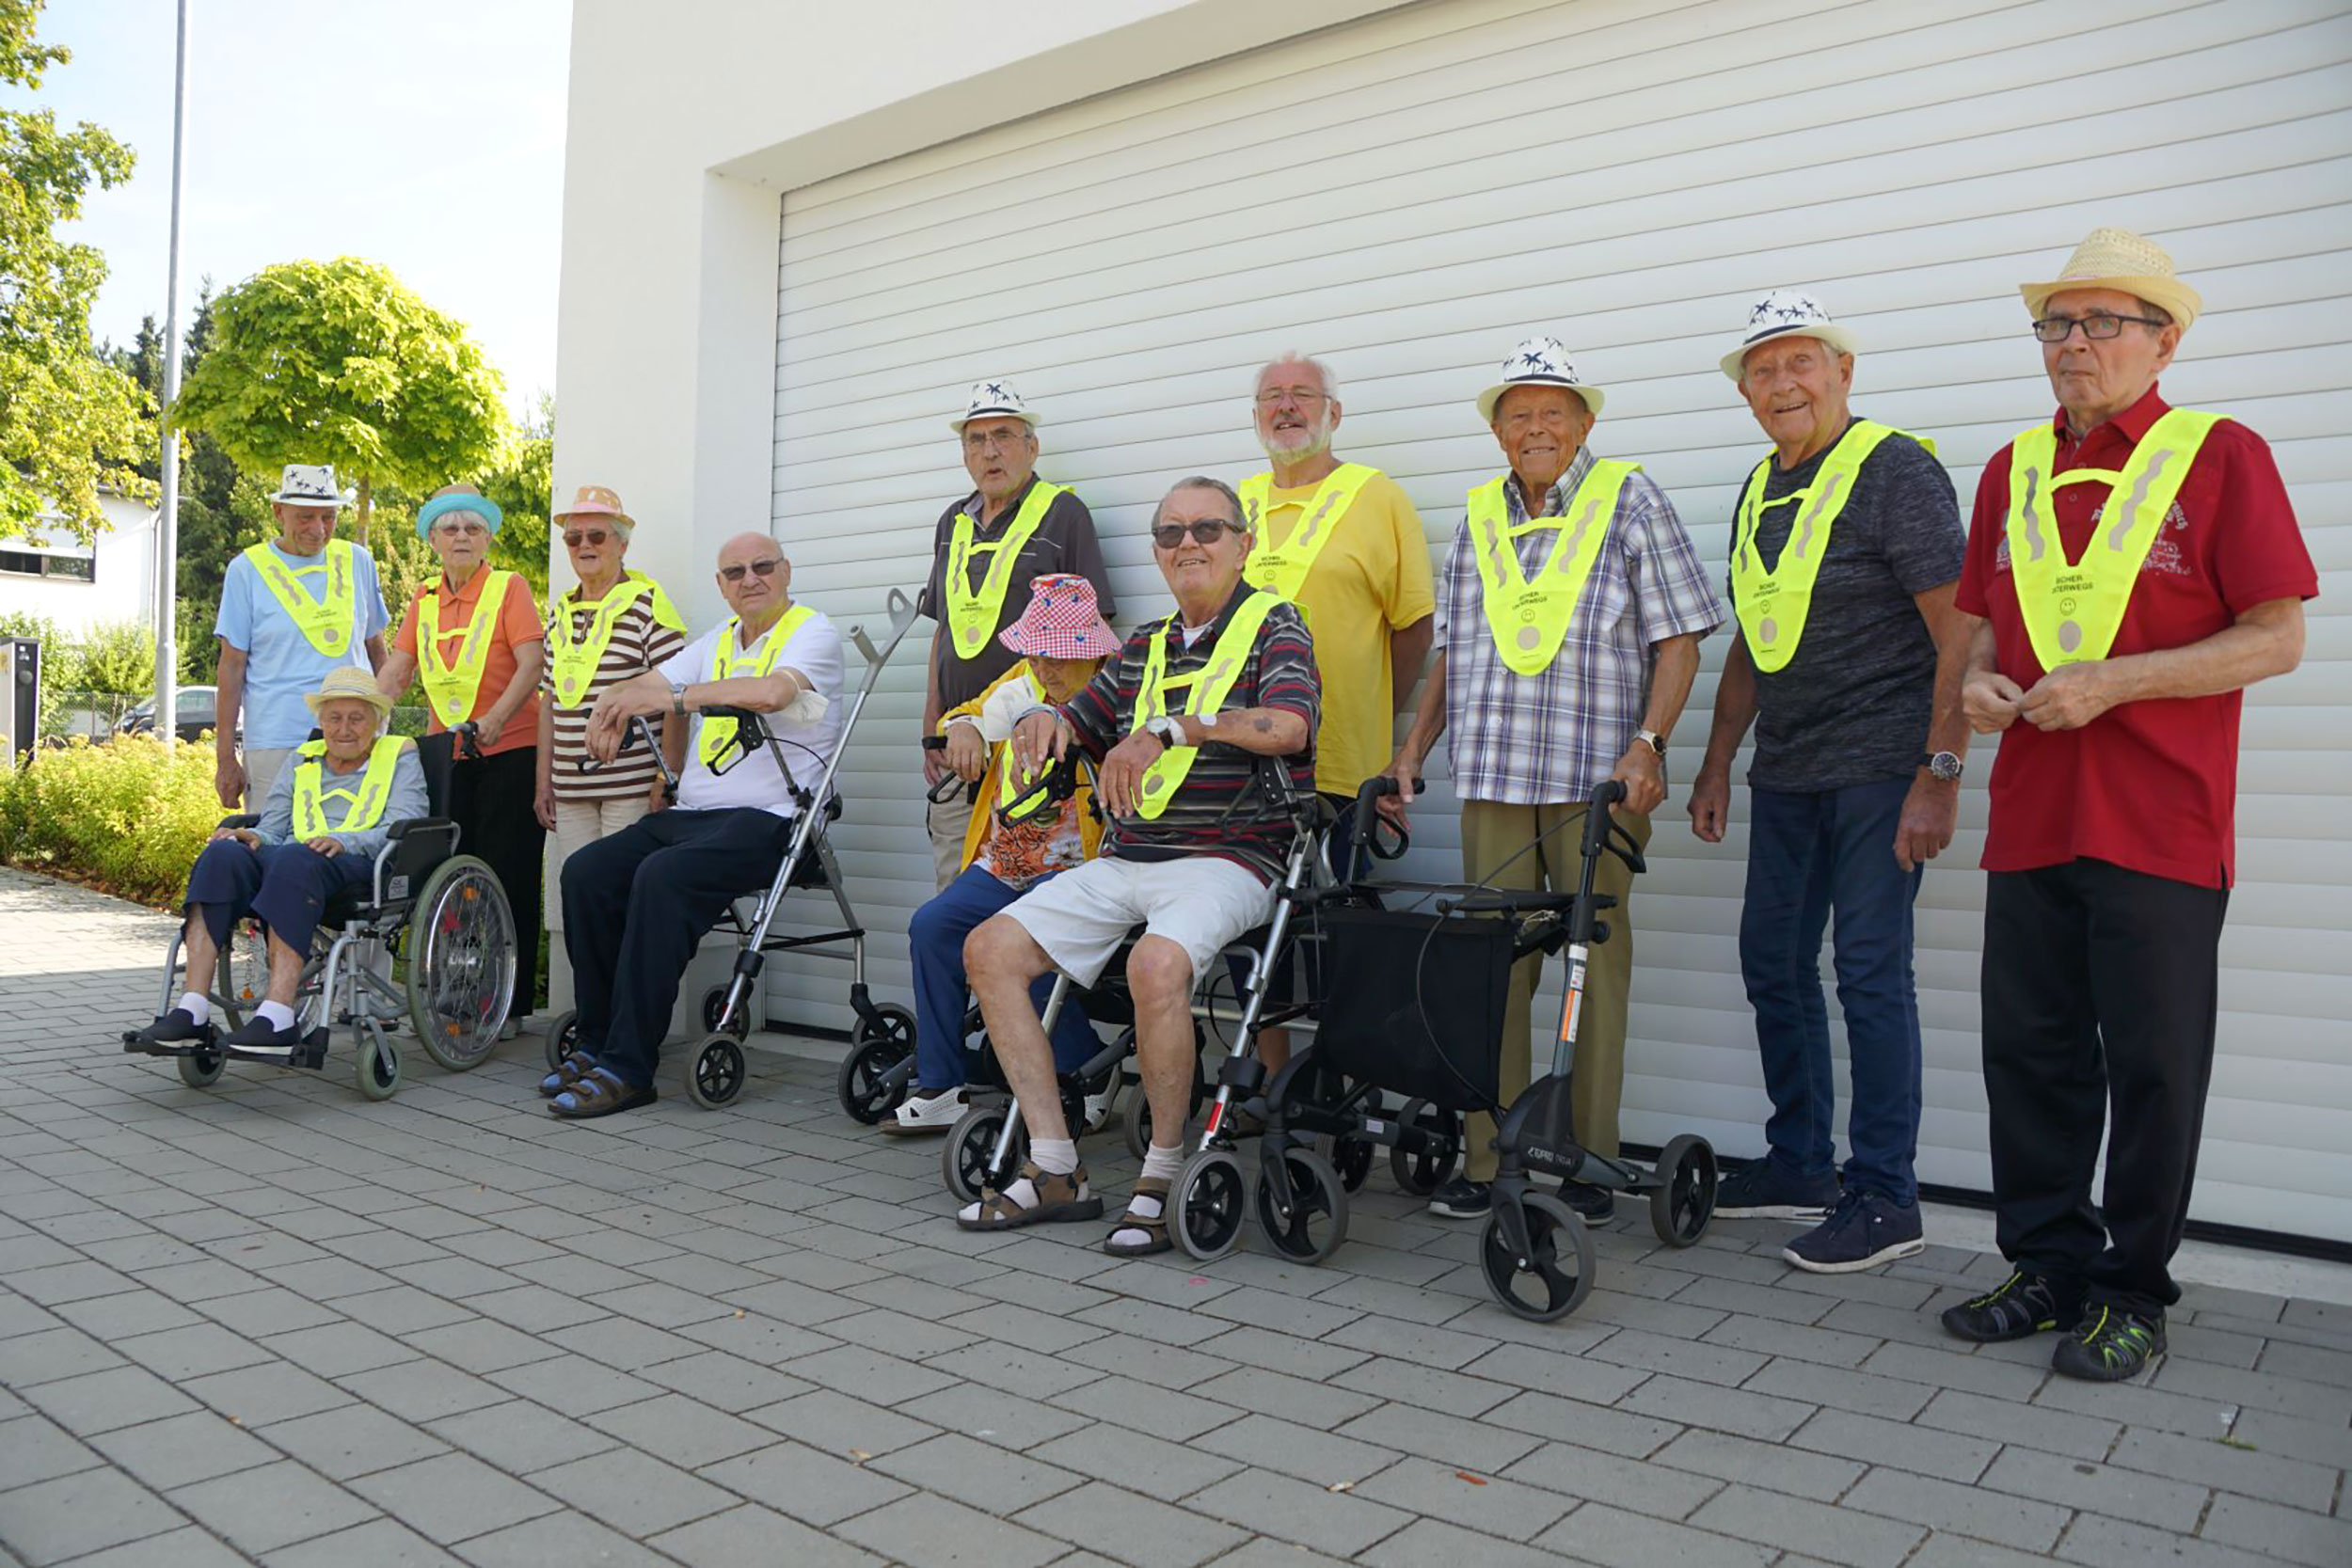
[1937, 230, 2313, 1381]
[954, 478, 1318, 1257]
[919, 382, 1116, 892]
[538, 531, 846, 1119]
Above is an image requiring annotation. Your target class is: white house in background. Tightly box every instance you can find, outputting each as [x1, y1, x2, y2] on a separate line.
[0, 492, 158, 640]
[556, 0, 2350, 1242]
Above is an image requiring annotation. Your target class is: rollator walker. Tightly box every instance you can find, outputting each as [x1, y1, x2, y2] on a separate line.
[544, 588, 922, 1109]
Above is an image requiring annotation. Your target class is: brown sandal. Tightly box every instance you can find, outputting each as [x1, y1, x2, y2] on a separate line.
[538, 1050, 595, 1098]
[956, 1161, 1104, 1231]
[1103, 1177, 1174, 1257]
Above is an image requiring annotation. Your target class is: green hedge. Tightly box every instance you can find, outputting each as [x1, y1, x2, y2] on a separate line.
[0, 736, 221, 907]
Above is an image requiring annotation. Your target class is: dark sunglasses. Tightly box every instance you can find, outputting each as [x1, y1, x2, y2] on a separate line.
[562, 528, 612, 547]
[720, 558, 783, 583]
[1150, 520, 1240, 549]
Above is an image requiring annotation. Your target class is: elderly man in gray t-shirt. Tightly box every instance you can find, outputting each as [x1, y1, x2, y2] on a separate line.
[1687, 293, 1973, 1275]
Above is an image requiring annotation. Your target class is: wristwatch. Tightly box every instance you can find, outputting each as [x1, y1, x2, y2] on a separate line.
[1144, 715, 1186, 749]
[669, 680, 690, 718]
[1921, 750, 1963, 782]
[1634, 728, 1667, 758]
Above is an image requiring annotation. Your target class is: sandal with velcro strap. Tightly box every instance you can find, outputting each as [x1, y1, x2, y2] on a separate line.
[539, 1050, 596, 1099]
[548, 1066, 658, 1119]
[956, 1161, 1104, 1231]
[1103, 1176, 1173, 1257]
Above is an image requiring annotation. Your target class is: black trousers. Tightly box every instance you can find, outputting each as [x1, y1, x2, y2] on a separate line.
[1981, 858, 2229, 1316]
[449, 746, 545, 1018]
[562, 807, 793, 1089]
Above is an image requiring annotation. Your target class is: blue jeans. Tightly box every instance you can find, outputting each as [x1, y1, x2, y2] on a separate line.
[911, 865, 1099, 1092]
[1740, 779, 1924, 1205]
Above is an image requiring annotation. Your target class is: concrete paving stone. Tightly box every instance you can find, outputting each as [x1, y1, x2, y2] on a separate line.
[261, 1321, 426, 1380]
[443, 1284, 605, 1338]
[1327, 1353, 1516, 1418]
[649, 1502, 888, 1567]
[1309, 1273, 1477, 1328]
[1351, 1513, 1578, 1568]
[423, 1400, 618, 1475]
[180, 1358, 358, 1426]
[337, 1361, 511, 1423]
[530, 1444, 740, 1538]
[921, 1339, 1107, 1402]
[1620, 1371, 1818, 1443]
[1190, 1287, 1363, 1347]
[1854, 1338, 2050, 1402]
[381, 1259, 524, 1302]
[2228, 1405, 2352, 1470]
[188, 1284, 346, 1338]
[484, 1354, 666, 1418]
[1193, 1467, 1416, 1557]
[2053, 1512, 2284, 1568]
[564, 1315, 707, 1370]
[1672, 1273, 1840, 1326]
[694, 1438, 912, 1528]
[716, 1275, 869, 1325]
[304, 1286, 469, 1339]
[2177, 1281, 2290, 1324]
[1193, 1411, 1399, 1488]
[946, 1303, 1104, 1358]
[84, 1407, 278, 1492]
[347, 1451, 564, 1545]
[2106, 1424, 2339, 1512]
[740, 1386, 941, 1458]
[835, 1489, 1073, 1568]
[674, 1310, 840, 1366]
[785, 1342, 964, 1408]
[1323, 1310, 1498, 1371]
[165, 1458, 380, 1556]
[2031, 1367, 2247, 1440]
[1570, 1287, 1731, 1341]
[893, 1384, 1094, 1452]
[1773, 1266, 1938, 1314]
[258, 1257, 402, 1301]
[261, 1515, 468, 1566]
[1742, 1356, 1936, 1421]
[261, 1401, 452, 1481]
[1483, 1388, 1682, 1456]
[0, 1324, 129, 1387]
[1333, 1401, 1545, 1474]
[1049, 1376, 1237, 1444]
[1346, 1451, 1576, 1539]
[2163, 1321, 2265, 1370]
[0, 1414, 103, 1490]
[869, 1431, 1087, 1514]
[452, 1507, 675, 1568]
[1841, 1465, 2072, 1554]
[1083, 1260, 1245, 1311]
[2153, 1352, 2352, 1425]
[399, 1321, 561, 1377]
[1023, 1481, 1262, 1568]
[1534, 1500, 1776, 1568]
[18, 1364, 201, 1434]
[0, 1465, 188, 1567]
[0, 1290, 63, 1338]
[1060, 1331, 1232, 1392]
[6, 1260, 141, 1307]
[1454, 1338, 1651, 1406]
[1689, 1481, 1927, 1568]
[2200, 1490, 2352, 1568]
[1581, 1324, 1766, 1389]
[636, 1353, 813, 1414]
[1184, 1366, 1384, 1432]
[63, 1523, 258, 1568]
[1696, 1312, 1883, 1370]
[1914, 1386, 2118, 1462]
[1499, 1436, 1725, 1520]
[1791, 1406, 2000, 1484]
[1031, 1420, 1246, 1499]
[581, 1393, 773, 1468]
[815, 1304, 981, 1361]
[1069, 1293, 1240, 1349]
[1976, 1445, 2208, 1535]
[1648, 1426, 1867, 1503]
[2253, 1335, 2352, 1391]
[503, 1253, 649, 1299]
[1816, 1298, 1963, 1351]
[1899, 1535, 2073, 1568]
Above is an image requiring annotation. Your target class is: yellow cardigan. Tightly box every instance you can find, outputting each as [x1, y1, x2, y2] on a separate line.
[943, 661, 1105, 874]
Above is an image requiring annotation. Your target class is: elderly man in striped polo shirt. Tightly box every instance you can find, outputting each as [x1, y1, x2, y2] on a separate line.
[954, 477, 1320, 1258]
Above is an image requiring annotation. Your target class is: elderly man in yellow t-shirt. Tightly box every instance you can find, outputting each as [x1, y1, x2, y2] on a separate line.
[1238, 352, 1436, 1074]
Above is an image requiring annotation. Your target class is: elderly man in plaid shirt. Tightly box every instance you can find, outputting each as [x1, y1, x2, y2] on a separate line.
[1385, 337, 1724, 1224]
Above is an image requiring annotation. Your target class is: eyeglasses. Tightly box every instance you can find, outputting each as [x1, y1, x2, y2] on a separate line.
[1150, 520, 1241, 549]
[720, 558, 783, 582]
[961, 429, 1033, 453]
[432, 520, 487, 538]
[2031, 312, 2169, 343]
[1254, 388, 1328, 408]
[562, 528, 612, 548]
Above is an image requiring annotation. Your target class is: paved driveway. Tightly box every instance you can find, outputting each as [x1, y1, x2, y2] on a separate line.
[1, 866, 2346, 1566]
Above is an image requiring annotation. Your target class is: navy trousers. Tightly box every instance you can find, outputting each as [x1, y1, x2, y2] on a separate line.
[185, 838, 372, 956]
[562, 807, 793, 1090]
[909, 865, 1099, 1091]
[1740, 778, 1925, 1205]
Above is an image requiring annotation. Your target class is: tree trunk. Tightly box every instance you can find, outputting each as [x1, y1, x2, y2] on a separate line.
[356, 476, 372, 551]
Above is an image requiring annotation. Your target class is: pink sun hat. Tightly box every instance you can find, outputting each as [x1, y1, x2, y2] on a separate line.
[1001, 574, 1120, 659]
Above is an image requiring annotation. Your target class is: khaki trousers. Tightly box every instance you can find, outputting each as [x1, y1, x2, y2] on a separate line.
[1459, 798, 1650, 1178]
[545, 795, 655, 932]
[243, 747, 295, 814]
[926, 785, 976, 895]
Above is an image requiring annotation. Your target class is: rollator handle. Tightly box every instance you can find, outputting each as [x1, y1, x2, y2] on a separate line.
[453, 720, 484, 761]
[579, 714, 680, 801]
[1352, 775, 1420, 862]
[1581, 778, 1647, 875]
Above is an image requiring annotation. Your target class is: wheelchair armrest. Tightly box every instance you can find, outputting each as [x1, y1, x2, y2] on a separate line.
[374, 817, 460, 906]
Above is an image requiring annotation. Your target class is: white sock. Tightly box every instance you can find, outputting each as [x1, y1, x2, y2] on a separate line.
[256, 1001, 295, 1031]
[956, 1136, 1082, 1225]
[1139, 1143, 1184, 1184]
[176, 991, 211, 1024]
[1112, 1143, 1185, 1247]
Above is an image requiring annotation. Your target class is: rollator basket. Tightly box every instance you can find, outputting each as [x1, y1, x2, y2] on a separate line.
[1311, 902, 1513, 1113]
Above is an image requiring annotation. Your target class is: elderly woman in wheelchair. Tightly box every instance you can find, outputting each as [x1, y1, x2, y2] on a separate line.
[130, 667, 427, 1056]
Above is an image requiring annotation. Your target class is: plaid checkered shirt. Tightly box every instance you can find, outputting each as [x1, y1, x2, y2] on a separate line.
[1432, 448, 1724, 804]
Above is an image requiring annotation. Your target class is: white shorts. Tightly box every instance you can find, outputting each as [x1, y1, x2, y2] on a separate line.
[999, 854, 1273, 990]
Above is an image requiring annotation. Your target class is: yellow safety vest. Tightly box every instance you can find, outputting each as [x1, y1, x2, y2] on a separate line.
[1239, 463, 1379, 606]
[546, 571, 688, 707]
[244, 539, 359, 658]
[994, 667, 1054, 817]
[290, 736, 409, 840]
[1731, 421, 1935, 673]
[417, 569, 518, 729]
[2004, 408, 2225, 669]
[1465, 462, 1640, 677]
[698, 604, 815, 766]
[1130, 591, 1282, 820]
[944, 482, 1063, 660]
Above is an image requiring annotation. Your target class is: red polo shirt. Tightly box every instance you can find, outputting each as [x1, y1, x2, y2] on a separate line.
[1956, 385, 2316, 889]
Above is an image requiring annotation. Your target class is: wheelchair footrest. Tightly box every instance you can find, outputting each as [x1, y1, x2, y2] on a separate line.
[120, 1029, 217, 1057]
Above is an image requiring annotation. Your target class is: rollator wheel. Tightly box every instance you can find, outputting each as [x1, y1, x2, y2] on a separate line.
[689, 1035, 746, 1110]
[1172, 1148, 1248, 1263]
[406, 855, 516, 1072]
[836, 1035, 913, 1125]
[942, 1104, 1015, 1204]
[1120, 1027, 1206, 1161]
[852, 1003, 917, 1054]
[177, 1046, 225, 1089]
[1252, 1148, 1350, 1264]
[1480, 1191, 1595, 1323]
[1390, 1100, 1464, 1196]
[543, 1009, 581, 1071]
[1320, 1133, 1375, 1195]
[702, 985, 749, 1042]
[1648, 1133, 1719, 1249]
[354, 1022, 402, 1102]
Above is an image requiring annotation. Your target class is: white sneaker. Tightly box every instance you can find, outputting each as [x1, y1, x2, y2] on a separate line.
[883, 1088, 966, 1134]
[1081, 1087, 1114, 1134]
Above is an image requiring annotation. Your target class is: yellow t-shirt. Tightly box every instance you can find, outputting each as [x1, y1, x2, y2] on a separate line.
[1251, 469, 1437, 796]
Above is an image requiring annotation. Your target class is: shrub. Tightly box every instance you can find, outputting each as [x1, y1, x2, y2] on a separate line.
[0, 734, 220, 907]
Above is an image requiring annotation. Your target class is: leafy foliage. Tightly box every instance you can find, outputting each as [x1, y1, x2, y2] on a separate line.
[0, 0, 155, 542]
[0, 734, 220, 906]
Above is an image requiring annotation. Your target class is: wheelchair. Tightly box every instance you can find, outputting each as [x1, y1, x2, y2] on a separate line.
[119, 725, 517, 1101]
[543, 589, 921, 1110]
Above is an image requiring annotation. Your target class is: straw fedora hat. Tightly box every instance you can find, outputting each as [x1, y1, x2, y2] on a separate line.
[1474, 336, 1607, 423]
[949, 379, 1042, 436]
[1720, 290, 1862, 381]
[2020, 228, 2201, 333]
[303, 666, 393, 721]
[554, 483, 636, 531]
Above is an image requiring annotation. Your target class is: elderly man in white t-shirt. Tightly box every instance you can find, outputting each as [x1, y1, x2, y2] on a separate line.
[542, 531, 845, 1118]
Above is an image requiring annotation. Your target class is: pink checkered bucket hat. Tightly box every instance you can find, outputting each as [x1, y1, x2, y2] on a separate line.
[1000, 574, 1120, 659]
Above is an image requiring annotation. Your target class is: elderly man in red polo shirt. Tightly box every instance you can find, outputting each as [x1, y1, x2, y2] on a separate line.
[1939, 229, 2315, 1382]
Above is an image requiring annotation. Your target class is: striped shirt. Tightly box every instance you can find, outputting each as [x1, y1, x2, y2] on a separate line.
[541, 591, 691, 801]
[1058, 586, 1320, 884]
[1432, 448, 1724, 805]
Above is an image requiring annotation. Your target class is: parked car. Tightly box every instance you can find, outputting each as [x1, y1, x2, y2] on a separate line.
[115, 685, 231, 744]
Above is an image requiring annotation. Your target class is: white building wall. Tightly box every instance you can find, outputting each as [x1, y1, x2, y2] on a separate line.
[0, 495, 159, 641]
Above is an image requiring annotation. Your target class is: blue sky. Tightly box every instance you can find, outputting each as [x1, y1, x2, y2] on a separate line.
[18, 0, 570, 414]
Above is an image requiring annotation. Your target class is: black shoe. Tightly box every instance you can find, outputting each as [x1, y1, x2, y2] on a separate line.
[132, 1008, 209, 1047]
[1562, 1180, 1615, 1224]
[1713, 1160, 1840, 1220]
[1940, 1269, 2081, 1343]
[2052, 1304, 2166, 1382]
[1782, 1189, 1924, 1274]
[222, 1015, 300, 1056]
[1427, 1176, 1491, 1219]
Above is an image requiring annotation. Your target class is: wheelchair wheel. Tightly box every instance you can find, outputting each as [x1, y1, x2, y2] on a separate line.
[1480, 1191, 1595, 1323]
[688, 1035, 746, 1110]
[354, 1022, 402, 1102]
[1252, 1148, 1349, 1264]
[543, 1009, 581, 1071]
[1173, 1148, 1248, 1263]
[212, 923, 268, 1032]
[405, 854, 516, 1073]
[1390, 1100, 1464, 1196]
[943, 1104, 1016, 1204]
[1120, 1028, 1207, 1161]
[702, 985, 749, 1041]
[836, 1035, 913, 1125]
[177, 1045, 225, 1089]
[1648, 1133, 1719, 1249]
